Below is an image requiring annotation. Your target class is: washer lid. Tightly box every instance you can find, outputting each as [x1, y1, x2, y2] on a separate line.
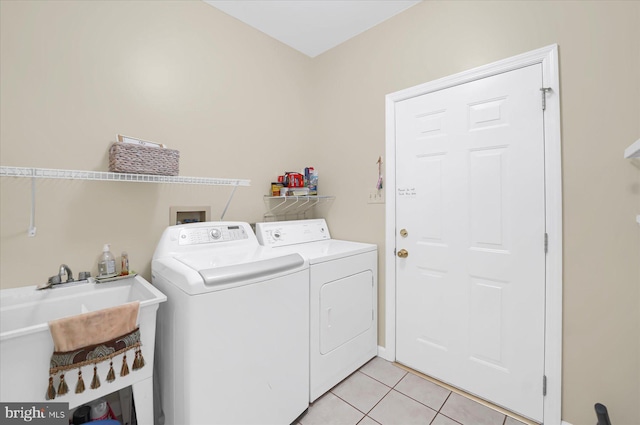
[198, 253, 304, 286]
[174, 250, 305, 286]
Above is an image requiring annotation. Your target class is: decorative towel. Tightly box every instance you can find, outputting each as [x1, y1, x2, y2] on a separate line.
[45, 301, 145, 400]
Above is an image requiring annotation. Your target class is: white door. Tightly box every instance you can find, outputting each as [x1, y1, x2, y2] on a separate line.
[395, 64, 546, 421]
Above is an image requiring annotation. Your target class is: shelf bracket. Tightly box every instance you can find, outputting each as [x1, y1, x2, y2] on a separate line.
[220, 183, 239, 221]
[296, 196, 311, 211]
[281, 197, 301, 213]
[28, 175, 36, 237]
[272, 197, 288, 212]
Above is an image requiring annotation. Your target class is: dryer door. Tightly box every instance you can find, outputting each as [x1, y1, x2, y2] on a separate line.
[310, 250, 378, 402]
[320, 271, 374, 353]
[313, 255, 375, 355]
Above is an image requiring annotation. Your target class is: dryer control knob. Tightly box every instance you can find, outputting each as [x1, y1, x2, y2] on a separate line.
[210, 228, 222, 240]
[272, 230, 281, 239]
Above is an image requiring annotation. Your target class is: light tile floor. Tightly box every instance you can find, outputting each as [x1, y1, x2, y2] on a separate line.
[298, 357, 529, 425]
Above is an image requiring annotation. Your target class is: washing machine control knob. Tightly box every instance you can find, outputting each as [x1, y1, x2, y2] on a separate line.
[210, 228, 222, 240]
[272, 230, 281, 239]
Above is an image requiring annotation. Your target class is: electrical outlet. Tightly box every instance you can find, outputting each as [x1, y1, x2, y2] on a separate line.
[368, 189, 385, 204]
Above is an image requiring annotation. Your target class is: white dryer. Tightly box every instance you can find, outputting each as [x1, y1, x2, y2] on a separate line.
[152, 222, 309, 425]
[255, 219, 378, 402]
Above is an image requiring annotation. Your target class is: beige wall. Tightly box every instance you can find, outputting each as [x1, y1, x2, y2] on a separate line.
[1, 1, 639, 424]
[0, 0, 313, 283]
[310, 1, 639, 424]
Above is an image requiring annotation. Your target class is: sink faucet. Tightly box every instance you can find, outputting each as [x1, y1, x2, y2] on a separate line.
[58, 264, 74, 283]
[37, 264, 82, 290]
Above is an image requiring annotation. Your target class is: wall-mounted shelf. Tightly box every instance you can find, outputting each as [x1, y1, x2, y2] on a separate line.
[624, 139, 640, 159]
[0, 166, 251, 234]
[263, 195, 334, 220]
[624, 141, 640, 225]
[0, 166, 250, 186]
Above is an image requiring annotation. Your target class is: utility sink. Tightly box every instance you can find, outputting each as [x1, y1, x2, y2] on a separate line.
[0, 275, 166, 420]
[1, 275, 165, 338]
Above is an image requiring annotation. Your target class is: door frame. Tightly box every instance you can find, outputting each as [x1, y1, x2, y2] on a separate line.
[383, 44, 562, 425]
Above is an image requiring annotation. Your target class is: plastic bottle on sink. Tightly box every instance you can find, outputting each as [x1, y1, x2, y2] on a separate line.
[98, 244, 116, 276]
[120, 251, 129, 276]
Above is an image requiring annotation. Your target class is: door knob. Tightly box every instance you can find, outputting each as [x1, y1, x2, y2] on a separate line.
[400, 229, 408, 237]
[397, 249, 409, 258]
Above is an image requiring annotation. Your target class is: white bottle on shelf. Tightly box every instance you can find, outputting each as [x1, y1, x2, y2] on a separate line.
[98, 244, 116, 276]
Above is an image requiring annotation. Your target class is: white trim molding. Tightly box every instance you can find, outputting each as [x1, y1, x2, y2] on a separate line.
[377, 345, 388, 360]
[384, 44, 563, 425]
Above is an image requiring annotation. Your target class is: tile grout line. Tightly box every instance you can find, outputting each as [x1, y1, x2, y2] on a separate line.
[338, 359, 518, 425]
[389, 371, 443, 421]
[439, 391, 454, 414]
[394, 362, 536, 425]
[329, 373, 395, 418]
[435, 412, 464, 425]
[309, 391, 366, 425]
[360, 364, 455, 424]
[393, 377, 451, 412]
[329, 388, 388, 419]
[356, 368, 429, 421]
[359, 368, 408, 389]
[360, 413, 383, 425]
[436, 391, 466, 425]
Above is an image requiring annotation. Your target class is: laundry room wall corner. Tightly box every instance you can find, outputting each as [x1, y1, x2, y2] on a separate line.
[310, 2, 640, 424]
[0, 0, 314, 288]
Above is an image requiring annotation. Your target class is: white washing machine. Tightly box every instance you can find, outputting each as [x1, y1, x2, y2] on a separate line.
[255, 219, 378, 402]
[151, 222, 309, 425]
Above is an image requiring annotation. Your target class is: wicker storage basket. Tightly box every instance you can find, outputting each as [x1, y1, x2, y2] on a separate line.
[109, 143, 179, 176]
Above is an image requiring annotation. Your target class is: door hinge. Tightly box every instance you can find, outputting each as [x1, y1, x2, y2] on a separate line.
[540, 87, 552, 111]
[544, 233, 549, 253]
[543, 375, 547, 396]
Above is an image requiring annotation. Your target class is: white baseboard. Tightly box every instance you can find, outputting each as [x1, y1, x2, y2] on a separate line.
[561, 421, 572, 425]
[377, 345, 394, 361]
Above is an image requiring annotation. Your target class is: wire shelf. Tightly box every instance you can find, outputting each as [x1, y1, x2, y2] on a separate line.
[0, 166, 250, 186]
[263, 195, 335, 220]
[1, 166, 251, 234]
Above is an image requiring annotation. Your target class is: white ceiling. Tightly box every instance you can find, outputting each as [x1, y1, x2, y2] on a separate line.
[204, 1, 422, 58]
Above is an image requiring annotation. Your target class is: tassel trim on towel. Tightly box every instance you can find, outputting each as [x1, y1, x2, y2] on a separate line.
[106, 360, 116, 383]
[46, 327, 144, 399]
[90, 365, 101, 390]
[120, 353, 129, 377]
[75, 369, 85, 394]
[46, 376, 56, 400]
[57, 373, 69, 396]
[132, 348, 145, 370]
